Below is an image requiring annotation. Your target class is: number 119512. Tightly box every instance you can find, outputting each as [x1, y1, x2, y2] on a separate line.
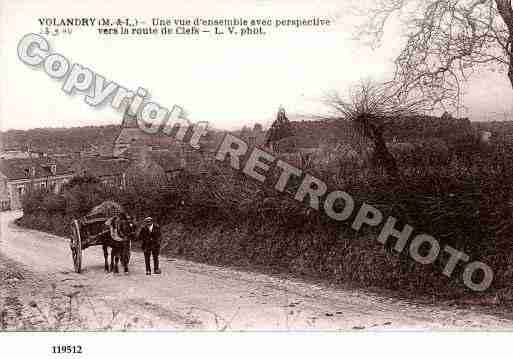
[51, 345, 83, 354]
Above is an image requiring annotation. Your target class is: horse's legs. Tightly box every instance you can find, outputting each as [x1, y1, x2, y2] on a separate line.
[110, 248, 115, 272]
[122, 242, 129, 273]
[103, 245, 110, 272]
[122, 256, 128, 273]
[113, 248, 120, 273]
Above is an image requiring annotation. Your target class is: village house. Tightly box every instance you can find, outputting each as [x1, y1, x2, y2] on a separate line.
[69, 156, 132, 188]
[237, 123, 267, 148]
[69, 108, 187, 188]
[0, 157, 73, 210]
[0, 147, 48, 160]
[69, 147, 184, 188]
[112, 110, 181, 157]
[122, 148, 184, 186]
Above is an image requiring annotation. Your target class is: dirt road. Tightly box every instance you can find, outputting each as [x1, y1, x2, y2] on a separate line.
[1, 210, 512, 330]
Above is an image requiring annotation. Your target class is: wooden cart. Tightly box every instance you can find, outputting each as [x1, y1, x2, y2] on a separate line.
[69, 216, 131, 273]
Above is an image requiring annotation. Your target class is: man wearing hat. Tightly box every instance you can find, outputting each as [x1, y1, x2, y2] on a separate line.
[138, 216, 162, 275]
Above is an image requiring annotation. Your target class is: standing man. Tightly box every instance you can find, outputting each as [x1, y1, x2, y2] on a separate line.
[138, 217, 162, 275]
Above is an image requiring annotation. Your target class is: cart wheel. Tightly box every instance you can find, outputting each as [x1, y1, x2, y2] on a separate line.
[70, 219, 82, 273]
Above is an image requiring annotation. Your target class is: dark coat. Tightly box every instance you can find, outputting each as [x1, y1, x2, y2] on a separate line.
[138, 223, 161, 251]
[118, 217, 135, 239]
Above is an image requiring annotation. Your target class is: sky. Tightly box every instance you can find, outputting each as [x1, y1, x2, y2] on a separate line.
[1, 0, 513, 131]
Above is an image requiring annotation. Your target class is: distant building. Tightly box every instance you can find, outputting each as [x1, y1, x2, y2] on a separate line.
[123, 149, 183, 187]
[0, 158, 73, 210]
[69, 157, 131, 188]
[76, 143, 114, 158]
[0, 148, 47, 160]
[112, 110, 180, 157]
[236, 123, 267, 148]
[69, 147, 184, 189]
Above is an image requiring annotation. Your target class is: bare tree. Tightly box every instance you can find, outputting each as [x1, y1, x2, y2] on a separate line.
[356, 0, 513, 110]
[324, 79, 429, 179]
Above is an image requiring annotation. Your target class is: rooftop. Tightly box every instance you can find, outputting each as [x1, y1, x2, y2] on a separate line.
[71, 157, 131, 177]
[0, 157, 72, 180]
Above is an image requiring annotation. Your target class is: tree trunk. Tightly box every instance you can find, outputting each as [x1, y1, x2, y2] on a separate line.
[508, 52, 513, 90]
[496, 0, 513, 89]
[370, 125, 401, 180]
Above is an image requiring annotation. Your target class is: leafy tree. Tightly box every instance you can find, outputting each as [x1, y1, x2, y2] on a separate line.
[265, 107, 294, 150]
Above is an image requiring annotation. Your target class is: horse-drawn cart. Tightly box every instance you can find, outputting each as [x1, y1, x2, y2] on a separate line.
[69, 201, 132, 273]
[69, 217, 111, 273]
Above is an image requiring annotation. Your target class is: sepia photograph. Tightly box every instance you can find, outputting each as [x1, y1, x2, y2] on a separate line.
[1, 0, 513, 357]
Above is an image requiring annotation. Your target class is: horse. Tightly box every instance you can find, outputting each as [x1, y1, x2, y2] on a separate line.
[102, 214, 135, 273]
[102, 240, 131, 273]
[77, 214, 135, 273]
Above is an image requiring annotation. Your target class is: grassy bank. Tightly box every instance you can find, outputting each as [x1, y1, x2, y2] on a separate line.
[16, 140, 513, 301]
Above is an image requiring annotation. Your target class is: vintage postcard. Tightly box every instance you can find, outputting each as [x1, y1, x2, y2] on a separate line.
[1, 0, 512, 357]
